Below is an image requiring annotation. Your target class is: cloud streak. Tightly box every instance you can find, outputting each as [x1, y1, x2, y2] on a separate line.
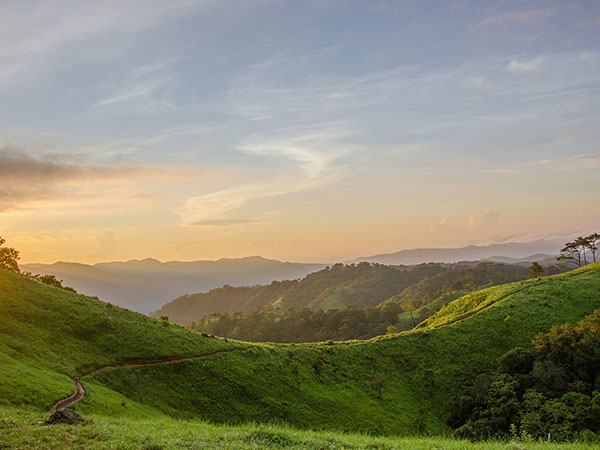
[0, 147, 202, 212]
[506, 56, 543, 74]
[0, 148, 198, 186]
[536, 152, 600, 171]
[179, 130, 350, 225]
[480, 8, 558, 26]
[94, 59, 185, 110]
[0, 1, 203, 93]
[468, 210, 501, 231]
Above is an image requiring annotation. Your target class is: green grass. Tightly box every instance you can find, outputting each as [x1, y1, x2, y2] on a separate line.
[320, 284, 358, 310]
[0, 269, 245, 410]
[1, 405, 596, 450]
[395, 290, 467, 330]
[1, 263, 600, 440]
[89, 263, 600, 435]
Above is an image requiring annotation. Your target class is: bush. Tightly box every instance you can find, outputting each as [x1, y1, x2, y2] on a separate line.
[0, 236, 19, 272]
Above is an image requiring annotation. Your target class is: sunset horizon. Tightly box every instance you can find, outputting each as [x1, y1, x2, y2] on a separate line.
[2, 2, 600, 447]
[2, 1, 599, 265]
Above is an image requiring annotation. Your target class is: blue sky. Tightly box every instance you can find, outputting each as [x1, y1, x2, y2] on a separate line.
[1, 0, 599, 263]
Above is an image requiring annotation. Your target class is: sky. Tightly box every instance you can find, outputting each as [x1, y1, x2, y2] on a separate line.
[1, 0, 599, 264]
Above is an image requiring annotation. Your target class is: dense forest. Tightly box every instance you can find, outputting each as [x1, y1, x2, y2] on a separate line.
[453, 309, 600, 442]
[156, 262, 450, 322]
[188, 305, 403, 342]
[185, 262, 565, 342]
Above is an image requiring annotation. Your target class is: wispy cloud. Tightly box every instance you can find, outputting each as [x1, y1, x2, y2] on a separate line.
[0, 147, 198, 186]
[0, 146, 202, 212]
[506, 56, 543, 74]
[0, 1, 203, 94]
[179, 129, 351, 225]
[428, 215, 455, 233]
[480, 8, 557, 26]
[89, 231, 121, 260]
[484, 168, 519, 174]
[468, 210, 501, 231]
[94, 59, 184, 110]
[537, 152, 600, 171]
[77, 123, 226, 162]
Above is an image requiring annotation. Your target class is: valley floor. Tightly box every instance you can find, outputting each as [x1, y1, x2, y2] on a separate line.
[1, 407, 597, 450]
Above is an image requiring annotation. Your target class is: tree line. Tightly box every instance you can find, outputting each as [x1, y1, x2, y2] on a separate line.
[187, 305, 407, 342]
[558, 233, 600, 268]
[0, 236, 75, 291]
[452, 309, 600, 442]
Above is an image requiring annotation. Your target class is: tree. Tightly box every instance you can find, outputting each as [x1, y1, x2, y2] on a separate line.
[557, 234, 599, 268]
[369, 373, 388, 399]
[574, 236, 589, 266]
[557, 241, 582, 268]
[528, 262, 543, 279]
[586, 233, 599, 263]
[0, 236, 20, 272]
[404, 298, 419, 328]
[386, 324, 399, 335]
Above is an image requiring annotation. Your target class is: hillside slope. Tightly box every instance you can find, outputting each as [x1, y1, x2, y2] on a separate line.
[97, 264, 600, 434]
[1, 263, 599, 436]
[185, 262, 535, 343]
[379, 262, 530, 308]
[155, 262, 540, 332]
[0, 269, 244, 411]
[154, 263, 450, 323]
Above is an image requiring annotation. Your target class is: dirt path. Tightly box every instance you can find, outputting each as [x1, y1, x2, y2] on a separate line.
[50, 377, 85, 412]
[50, 350, 235, 412]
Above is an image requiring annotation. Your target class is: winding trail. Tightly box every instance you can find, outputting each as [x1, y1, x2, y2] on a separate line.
[50, 350, 236, 412]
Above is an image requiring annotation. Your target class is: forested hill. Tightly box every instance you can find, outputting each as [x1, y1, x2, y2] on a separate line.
[154, 261, 546, 327]
[153, 262, 447, 322]
[379, 262, 563, 308]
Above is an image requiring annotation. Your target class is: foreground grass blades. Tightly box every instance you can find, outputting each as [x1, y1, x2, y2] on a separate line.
[0, 406, 595, 450]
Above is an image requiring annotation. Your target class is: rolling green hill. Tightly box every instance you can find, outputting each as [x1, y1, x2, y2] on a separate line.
[1, 263, 599, 439]
[0, 269, 244, 412]
[184, 262, 540, 342]
[154, 261, 539, 327]
[379, 262, 531, 309]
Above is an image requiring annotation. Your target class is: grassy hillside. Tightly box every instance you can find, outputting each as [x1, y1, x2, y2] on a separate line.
[96, 264, 600, 434]
[379, 262, 530, 308]
[179, 263, 537, 342]
[155, 262, 549, 329]
[0, 269, 244, 411]
[1, 263, 599, 437]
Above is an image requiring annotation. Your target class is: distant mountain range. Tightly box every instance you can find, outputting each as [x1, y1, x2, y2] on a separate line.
[350, 240, 563, 265]
[22, 240, 563, 314]
[21, 257, 324, 313]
